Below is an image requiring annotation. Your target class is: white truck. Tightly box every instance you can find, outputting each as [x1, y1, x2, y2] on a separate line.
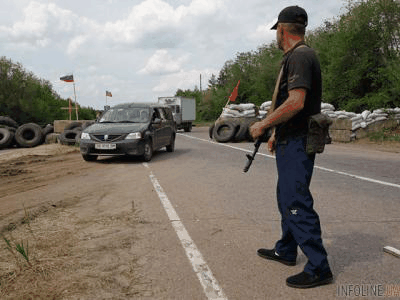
[158, 96, 196, 132]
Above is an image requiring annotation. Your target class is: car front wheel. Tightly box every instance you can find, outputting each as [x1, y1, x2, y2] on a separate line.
[143, 140, 153, 162]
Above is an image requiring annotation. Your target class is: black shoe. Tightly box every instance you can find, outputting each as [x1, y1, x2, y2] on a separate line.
[286, 271, 333, 289]
[257, 248, 296, 266]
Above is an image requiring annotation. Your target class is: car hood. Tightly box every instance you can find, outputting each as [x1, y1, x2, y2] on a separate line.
[84, 123, 149, 135]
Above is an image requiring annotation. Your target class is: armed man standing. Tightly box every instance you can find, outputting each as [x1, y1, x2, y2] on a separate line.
[249, 6, 333, 288]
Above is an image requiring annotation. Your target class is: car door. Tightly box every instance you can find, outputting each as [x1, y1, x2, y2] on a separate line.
[156, 108, 171, 146]
[151, 108, 163, 149]
[161, 107, 174, 145]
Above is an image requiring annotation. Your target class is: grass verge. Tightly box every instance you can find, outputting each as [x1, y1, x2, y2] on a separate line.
[367, 125, 400, 142]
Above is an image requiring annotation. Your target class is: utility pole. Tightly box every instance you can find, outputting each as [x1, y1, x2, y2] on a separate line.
[200, 74, 202, 93]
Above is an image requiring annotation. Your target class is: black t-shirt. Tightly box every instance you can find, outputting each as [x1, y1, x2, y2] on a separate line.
[275, 43, 322, 139]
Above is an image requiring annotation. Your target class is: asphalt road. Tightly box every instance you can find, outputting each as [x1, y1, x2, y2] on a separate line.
[1, 127, 399, 299]
[125, 127, 400, 299]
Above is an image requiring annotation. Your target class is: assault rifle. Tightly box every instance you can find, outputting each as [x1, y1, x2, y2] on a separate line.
[243, 129, 272, 173]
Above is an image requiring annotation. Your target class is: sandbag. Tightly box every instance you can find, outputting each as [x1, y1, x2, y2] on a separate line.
[361, 110, 371, 120]
[321, 103, 335, 111]
[375, 116, 388, 122]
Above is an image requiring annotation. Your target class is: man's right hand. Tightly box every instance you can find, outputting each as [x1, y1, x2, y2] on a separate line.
[267, 129, 276, 153]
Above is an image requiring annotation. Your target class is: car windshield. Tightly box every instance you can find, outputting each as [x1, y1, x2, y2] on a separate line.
[99, 107, 150, 123]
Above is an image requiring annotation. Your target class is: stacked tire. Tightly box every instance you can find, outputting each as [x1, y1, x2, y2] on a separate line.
[0, 116, 56, 149]
[210, 117, 258, 143]
[0, 127, 15, 149]
[58, 121, 94, 146]
[0, 116, 18, 149]
[0, 117, 96, 149]
[15, 123, 44, 148]
[58, 122, 82, 145]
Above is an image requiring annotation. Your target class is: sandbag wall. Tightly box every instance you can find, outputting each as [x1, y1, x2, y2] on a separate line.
[210, 101, 400, 143]
[321, 103, 400, 141]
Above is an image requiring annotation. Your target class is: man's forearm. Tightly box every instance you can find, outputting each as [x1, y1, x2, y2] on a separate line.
[260, 90, 305, 130]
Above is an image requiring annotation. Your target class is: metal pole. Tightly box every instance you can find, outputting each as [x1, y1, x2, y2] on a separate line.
[200, 74, 202, 93]
[73, 80, 79, 120]
[69, 98, 72, 120]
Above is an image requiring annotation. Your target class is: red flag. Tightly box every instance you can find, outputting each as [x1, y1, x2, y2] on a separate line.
[60, 74, 74, 82]
[106, 90, 112, 97]
[229, 80, 240, 102]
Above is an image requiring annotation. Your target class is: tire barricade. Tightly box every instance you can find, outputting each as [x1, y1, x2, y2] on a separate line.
[210, 102, 270, 143]
[0, 116, 95, 149]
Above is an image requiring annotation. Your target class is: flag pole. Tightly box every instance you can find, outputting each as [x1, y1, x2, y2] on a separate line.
[73, 77, 78, 120]
[69, 98, 72, 120]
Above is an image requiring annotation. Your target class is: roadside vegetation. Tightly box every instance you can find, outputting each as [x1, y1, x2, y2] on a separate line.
[367, 125, 400, 142]
[178, 0, 400, 122]
[0, 57, 96, 126]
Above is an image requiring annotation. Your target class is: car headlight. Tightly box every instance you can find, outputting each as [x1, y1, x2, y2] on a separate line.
[81, 132, 91, 140]
[125, 132, 141, 140]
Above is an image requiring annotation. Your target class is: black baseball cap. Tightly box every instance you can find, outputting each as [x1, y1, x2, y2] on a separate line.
[271, 6, 308, 30]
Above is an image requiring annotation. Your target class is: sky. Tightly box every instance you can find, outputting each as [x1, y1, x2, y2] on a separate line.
[0, 0, 346, 110]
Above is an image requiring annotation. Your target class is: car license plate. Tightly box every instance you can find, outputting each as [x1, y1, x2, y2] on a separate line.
[95, 143, 116, 150]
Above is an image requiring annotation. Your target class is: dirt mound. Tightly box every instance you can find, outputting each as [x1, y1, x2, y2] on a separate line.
[0, 144, 79, 163]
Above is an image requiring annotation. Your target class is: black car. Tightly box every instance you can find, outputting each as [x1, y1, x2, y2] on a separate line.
[80, 102, 176, 162]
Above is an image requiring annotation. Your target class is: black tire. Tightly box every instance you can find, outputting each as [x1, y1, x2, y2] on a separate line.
[58, 129, 78, 145]
[64, 121, 82, 131]
[0, 127, 14, 149]
[72, 127, 83, 133]
[0, 116, 18, 129]
[143, 139, 153, 162]
[209, 123, 215, 139]
[233, 117, 258, 142]
[42, 124, 54, 136]
[15, 123, 44, 148]
[5, 126, 16, 133]
[184, 123, 192, 132]
[82, 154, 97, 162]
[166, 134, 175, 152]
[213, 120, 238, 143]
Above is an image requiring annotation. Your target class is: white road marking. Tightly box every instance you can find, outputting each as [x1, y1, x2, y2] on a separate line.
[142, 162, 149, 169]
[179, 133, 400, 190]
[149, 173, 227, 300]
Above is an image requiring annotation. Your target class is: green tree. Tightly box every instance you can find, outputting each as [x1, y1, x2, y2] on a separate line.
[308, 0, 400, 112]
[176, 0, 400, 122]
[0, 56, 96, 126]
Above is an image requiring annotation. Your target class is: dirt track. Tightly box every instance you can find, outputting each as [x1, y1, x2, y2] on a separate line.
[0, 146, 152, 299]
[0, 136, 399, 299]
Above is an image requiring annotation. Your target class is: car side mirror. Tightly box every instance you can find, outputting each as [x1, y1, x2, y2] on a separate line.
[152, 118, 161, 124]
